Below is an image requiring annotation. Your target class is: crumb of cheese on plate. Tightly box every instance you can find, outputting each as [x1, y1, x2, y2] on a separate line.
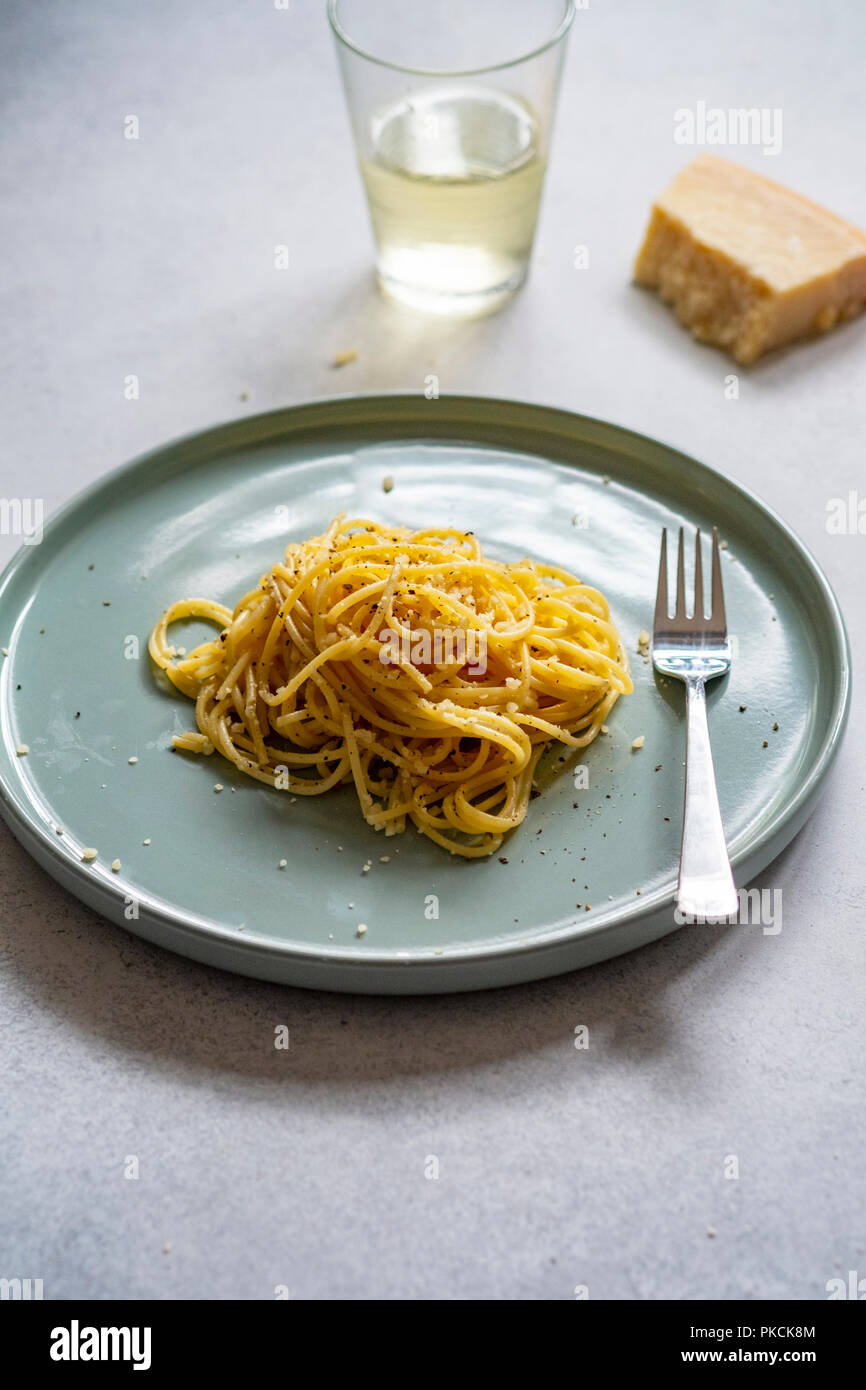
[633, 154, 866, 363]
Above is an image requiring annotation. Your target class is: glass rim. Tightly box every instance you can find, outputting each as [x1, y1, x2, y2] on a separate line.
[327, 0, 576, 79]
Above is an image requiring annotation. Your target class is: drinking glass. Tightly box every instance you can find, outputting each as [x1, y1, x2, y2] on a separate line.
[329, 0, 575, 317]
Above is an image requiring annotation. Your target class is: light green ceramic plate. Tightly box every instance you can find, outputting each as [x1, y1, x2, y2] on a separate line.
[0, 396, 851, 993]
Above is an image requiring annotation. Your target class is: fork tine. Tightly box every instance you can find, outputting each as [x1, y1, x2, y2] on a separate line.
[674, 526, 686, 619]
[654, 528, 669, 628]
[711, 527, 727, 631]
[693, 528, 704, 622]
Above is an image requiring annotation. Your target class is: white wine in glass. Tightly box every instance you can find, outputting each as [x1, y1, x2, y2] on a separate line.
[330, 0, 574, 318]
[360, 87, 546, 316]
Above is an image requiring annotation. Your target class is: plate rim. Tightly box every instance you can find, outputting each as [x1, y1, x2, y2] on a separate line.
[0, 393, 852, 981]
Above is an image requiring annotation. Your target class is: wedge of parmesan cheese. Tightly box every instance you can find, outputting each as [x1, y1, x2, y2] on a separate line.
[633, 154, 866, 363]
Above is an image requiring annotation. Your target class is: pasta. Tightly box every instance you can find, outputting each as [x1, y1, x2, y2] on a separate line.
[148, 515, 632, 856]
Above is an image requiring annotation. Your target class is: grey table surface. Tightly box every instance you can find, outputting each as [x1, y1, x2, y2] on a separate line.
[1, 0, 864, 1301]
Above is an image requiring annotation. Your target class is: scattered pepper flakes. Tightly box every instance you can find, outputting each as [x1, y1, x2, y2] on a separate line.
[739, 705, 746, 712]
[332, 349, 358, 367]
[762, 740, 769, 748]
[654, 763, 662, 772]
[82, 847, 98, 861]
[499, 856, 509, 864]
[772, 721, 779, 731]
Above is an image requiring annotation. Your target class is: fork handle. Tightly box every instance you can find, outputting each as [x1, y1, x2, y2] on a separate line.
[677, 678, 738, 920]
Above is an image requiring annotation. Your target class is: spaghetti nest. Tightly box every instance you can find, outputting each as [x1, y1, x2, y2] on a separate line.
[149, 515, 632, 857]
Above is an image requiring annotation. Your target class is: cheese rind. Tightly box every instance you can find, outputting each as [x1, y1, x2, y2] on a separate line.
[634, 155, 866, 363]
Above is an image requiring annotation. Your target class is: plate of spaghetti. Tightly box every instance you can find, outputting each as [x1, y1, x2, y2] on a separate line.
[0, 396, 850, 992]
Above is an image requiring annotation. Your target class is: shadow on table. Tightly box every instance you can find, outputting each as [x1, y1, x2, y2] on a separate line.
[220, 258, 536, 409]
[0, 818, 799, 1090]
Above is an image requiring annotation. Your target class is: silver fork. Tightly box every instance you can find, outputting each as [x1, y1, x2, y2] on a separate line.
[652, 526, 738, 921]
